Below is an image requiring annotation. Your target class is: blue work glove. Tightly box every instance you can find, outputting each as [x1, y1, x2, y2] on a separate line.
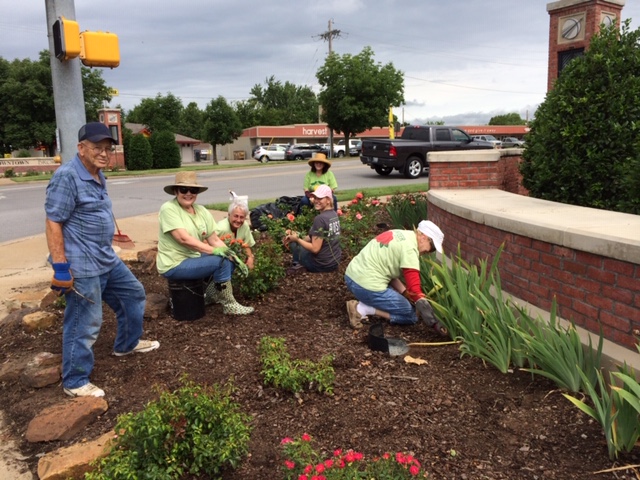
[51, 262, 74, 295]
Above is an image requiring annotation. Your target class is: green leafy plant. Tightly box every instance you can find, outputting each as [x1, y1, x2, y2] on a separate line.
[16, 149, 31, 158]
[3, 168, 16, 178]
[280, 433, 429, 479]
[385, 191, 429, 229]
[261, 207, 317, 253]
[86, 376, 252, 480]
[234, 236, 286, 299]
[518, 306, 603, 393]
[258, 336, 334, 395]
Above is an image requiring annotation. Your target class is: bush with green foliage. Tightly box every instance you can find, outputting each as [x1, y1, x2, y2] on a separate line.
[151, 130, 181, 169]
[16, 149, 31, 158]
[86, 376, 252, 480]
[520, 21, 640, 214]
[126, 134, 153, 171]
[259, 336, 335, 395]
[233, 235, 286, 299]
[386, 191, 429, 229]
[3, 168, 15, 178]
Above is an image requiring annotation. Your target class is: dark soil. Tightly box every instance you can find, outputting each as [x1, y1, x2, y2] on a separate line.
[1, 242, 639, 479]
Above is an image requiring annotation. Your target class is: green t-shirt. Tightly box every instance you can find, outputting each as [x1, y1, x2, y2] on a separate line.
[345, 230, 420, 291]
[303, 170, 338, 192]
[157, 199, 217, 274]
[215, 218, 256, 247]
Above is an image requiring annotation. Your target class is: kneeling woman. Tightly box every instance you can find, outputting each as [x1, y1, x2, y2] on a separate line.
[283, 184, 341, 274]
[156, 172, 253, 315]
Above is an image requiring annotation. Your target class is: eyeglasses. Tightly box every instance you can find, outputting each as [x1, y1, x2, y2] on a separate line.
[81, 143, 116, 154]
[178, 187, 201, 195]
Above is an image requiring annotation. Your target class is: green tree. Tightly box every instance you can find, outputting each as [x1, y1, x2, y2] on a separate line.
[488, 113, 527, 125]
[126, 92, 184, 132]
[126, 134, 153, 171]
[179, 102, 204, 140]
[316, 46, 404, 148]
[520, 21, 640, 214]
[202, 96, 243, 165]
[0, 51, 111, 153]
[151, 130, 181, 169]
[234, 99, 260, 129]
[249, 76, 318, 125]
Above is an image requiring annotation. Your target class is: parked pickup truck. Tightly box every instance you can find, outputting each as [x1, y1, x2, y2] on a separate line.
[360, 125, 494, 179]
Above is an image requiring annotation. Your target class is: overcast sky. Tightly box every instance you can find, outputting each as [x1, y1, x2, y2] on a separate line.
[2, 1, 639, 125]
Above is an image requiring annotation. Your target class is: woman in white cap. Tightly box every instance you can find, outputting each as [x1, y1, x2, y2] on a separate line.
[283, 184, 342, 274]
[301, 152, 338, 211]
[156, 171, 253, 315]
[343, 220, 447, 335]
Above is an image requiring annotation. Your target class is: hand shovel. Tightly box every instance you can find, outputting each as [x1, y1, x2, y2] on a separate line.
[367, 323, 458, 357]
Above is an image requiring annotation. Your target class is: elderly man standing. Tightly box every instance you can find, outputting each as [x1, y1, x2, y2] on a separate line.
[45, 122, 159, 398]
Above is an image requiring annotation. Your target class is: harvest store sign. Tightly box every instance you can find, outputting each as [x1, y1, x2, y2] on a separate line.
[302, 127, 328, 136]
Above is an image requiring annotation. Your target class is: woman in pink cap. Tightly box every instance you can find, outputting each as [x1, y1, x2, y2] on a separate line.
[283, 184, 342, 274]
[343, 220, 447, 336]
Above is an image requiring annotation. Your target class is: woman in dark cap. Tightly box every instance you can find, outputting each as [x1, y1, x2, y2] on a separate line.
[156, 171, 253, 315]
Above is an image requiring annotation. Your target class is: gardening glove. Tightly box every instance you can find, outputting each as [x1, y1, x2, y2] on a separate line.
[415, 298, 438, 327]
[211, 246, 230, 257]
[228, 251, 249, 277]
[51, 262, 74, 295]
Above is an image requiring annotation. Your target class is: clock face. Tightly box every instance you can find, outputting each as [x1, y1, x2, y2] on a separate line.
[108, 113, 118, 123]
[559, 13, 585, 43]
[600, 12, 616, 27]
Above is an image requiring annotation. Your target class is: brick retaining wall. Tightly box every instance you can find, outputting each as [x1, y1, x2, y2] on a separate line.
[427, 150, 640, 350]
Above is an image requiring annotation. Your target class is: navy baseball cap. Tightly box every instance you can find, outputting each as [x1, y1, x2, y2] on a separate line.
[78, 122, 116, 143]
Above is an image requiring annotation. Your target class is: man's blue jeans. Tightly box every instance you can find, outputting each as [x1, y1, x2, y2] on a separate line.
[162, 254, 233, 282]
[344, 274, 417, 325]
[62, 260, 146, 389]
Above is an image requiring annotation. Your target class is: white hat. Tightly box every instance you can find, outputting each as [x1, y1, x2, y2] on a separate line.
[417, 220, 444, 253]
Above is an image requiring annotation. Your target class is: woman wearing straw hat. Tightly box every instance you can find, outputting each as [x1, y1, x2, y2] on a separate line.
[156, 171, 253, 315]
[301, 152, 338, 211]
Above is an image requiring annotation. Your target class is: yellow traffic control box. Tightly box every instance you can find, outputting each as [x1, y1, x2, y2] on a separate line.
[52, 17, 81, 61]
[80, 31, 120, 68]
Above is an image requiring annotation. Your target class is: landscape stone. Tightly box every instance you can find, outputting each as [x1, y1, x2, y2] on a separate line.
[25, 397, 108, 443]
[22, 311, 57, 332]
[37, 430, 115, 480]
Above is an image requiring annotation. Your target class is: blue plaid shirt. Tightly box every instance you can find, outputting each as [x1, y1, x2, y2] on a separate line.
[44, 155, 118, 278]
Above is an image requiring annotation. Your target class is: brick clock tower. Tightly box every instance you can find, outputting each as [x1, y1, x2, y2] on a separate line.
[98, 108, 126, 170]
[547, 0, 625, 91]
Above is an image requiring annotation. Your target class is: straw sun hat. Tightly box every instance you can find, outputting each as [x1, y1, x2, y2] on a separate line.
[307, 152, 332, 167]
[163, 171, 208, 195]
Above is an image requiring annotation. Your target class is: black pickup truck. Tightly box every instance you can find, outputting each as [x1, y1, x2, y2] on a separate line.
[360, 125, 494, 179]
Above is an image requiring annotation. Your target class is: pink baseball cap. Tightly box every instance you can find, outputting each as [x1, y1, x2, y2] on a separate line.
[311, 184, 333, 199]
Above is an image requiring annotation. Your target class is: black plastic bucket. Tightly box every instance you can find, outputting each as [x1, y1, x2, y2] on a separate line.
[168, 279, 206, 321]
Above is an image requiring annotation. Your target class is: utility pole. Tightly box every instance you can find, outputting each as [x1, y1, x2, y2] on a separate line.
[45, 0, 86, 163]
[317, 19, 341, 157]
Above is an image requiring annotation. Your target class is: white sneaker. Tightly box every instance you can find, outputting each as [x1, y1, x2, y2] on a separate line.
[64, 382, 105, 398]
[114, 339, 160, 357]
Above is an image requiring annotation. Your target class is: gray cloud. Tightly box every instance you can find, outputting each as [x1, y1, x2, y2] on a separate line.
[1, 1, 638, 124]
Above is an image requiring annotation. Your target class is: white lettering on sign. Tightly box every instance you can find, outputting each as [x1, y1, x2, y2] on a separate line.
[302, 127, 328, 136]
[0, 159, 58, 166]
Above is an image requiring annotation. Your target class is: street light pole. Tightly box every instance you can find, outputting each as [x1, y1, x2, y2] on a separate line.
[45, 0, 86, 163]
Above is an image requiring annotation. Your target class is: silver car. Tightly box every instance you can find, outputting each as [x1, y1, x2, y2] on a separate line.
[253, 145, 287, 163]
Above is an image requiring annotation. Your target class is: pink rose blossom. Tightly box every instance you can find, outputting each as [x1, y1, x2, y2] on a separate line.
[285, 460, 296, 469]
[410, 465, 420, 476]
[301, 433, 311, 441]
[356, 213, 363, 220]
[281, 437, 294, 445]
[315, 464, 325, 473]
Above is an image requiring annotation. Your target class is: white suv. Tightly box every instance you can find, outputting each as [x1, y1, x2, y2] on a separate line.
[472, 135, 502, 148]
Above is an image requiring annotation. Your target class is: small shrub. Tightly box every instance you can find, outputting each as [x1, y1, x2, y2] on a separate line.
[259, 336, 334, 395]
[16, 149, 31, 158]
[24, 169, 40, 177]
[86, 376, 252, 480]
[126, 134, 153, 171]
[151, 130, 181, 169]
[234, 236, 286, 299]
[338, 191, 383, 257]
[3, 168, 15, 178]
